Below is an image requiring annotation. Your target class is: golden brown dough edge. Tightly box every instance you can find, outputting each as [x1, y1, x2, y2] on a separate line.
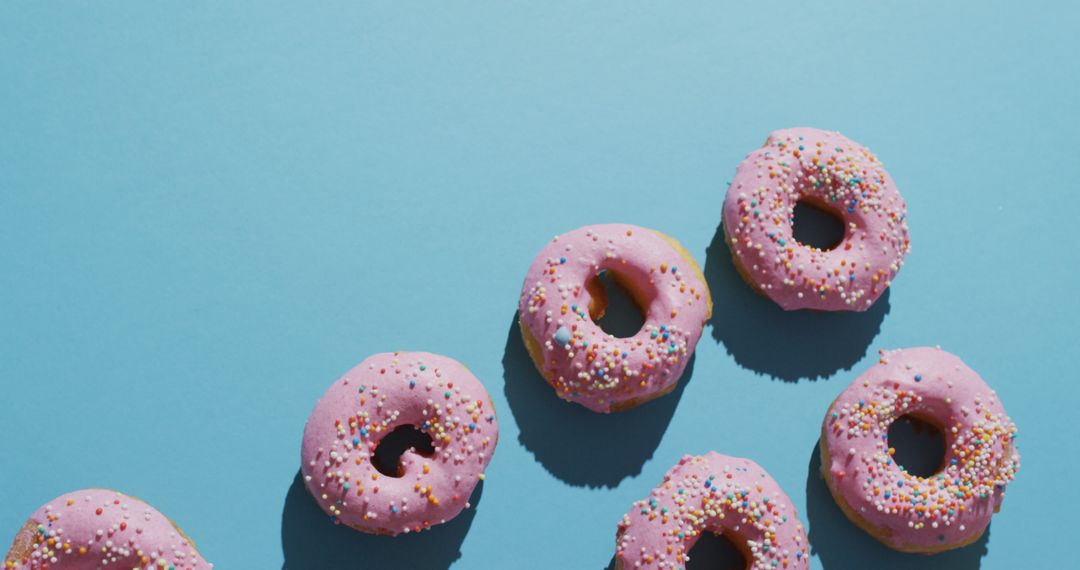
[653, 230, 713, 320]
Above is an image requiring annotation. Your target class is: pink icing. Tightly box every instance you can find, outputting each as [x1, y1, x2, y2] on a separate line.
[300, 352, 498, 535]
[722, 127, 910, 311]
[822, 347, 1020, 551]
[3, 489, 211, 570]
[616, 453, 809, 569]
[518, 224, 711, 413]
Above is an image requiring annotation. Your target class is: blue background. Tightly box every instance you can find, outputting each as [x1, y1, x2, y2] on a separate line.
[2, 2, 1076, 568]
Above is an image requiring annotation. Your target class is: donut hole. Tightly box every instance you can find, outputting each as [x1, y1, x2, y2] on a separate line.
[887, 415, 947, 478]
[372, 425, 435, 478]
[586, 269, 647, 338]
[686, 532, 749, 570]
[792, 199, 845, 251]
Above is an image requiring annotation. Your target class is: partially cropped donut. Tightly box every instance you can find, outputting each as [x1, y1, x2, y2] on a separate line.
[518, 224, 711, 413]
[4, 488, 211, 569]
[723, 127, 910, 311]
[820, 347, 1020, 552]
[615, 453, 809, 569]
[301, 351, 498, 535]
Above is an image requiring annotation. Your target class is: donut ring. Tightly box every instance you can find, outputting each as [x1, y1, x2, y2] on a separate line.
[301, 352, 498, 535]
[722, 127, 910, 311]
[517, 224, 712, 413]
[820, 347, 1020, 552]
[4, 488, 211, 569]
[615, 453, 809, 569]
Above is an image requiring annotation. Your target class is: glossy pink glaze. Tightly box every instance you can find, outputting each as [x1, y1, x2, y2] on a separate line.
[518, 224, 711, 413]
[616, 453, 809, 569]
[822, 347, 1020, 551]
[723, 127, 910, 311]
[3, 489, 211, 570]
[301, 352, 498, 535]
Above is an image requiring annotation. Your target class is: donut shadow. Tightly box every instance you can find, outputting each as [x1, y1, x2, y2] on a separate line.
[280, 470, 482, 570]
[704, 222, 890, 382]
[502, 314, 690, 488]
[805, 441, 990, 570]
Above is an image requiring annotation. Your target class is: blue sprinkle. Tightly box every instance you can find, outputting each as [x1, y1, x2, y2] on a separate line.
[553, 326, 571, 346]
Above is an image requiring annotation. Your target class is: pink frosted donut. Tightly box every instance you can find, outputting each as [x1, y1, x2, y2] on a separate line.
[615, 453, 809, 569]
[518, 224, 711, 413]
[3, 489, 211, 570]
[301, 351, 498, 535]
[722, 127, 910, 311]
[820, 347, 1020, 552]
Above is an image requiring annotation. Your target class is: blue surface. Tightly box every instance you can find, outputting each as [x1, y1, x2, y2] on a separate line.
[1, 2, 1076, 568]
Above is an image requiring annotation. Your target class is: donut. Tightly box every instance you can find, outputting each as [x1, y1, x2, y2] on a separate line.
[301, 351, 498, 535]
[615, 453, 809, 569]
[722, 127, 910, 311]
[820, 347, 1020, 552]
[517, 224, 711, 413]
[3, 488, 211, 569]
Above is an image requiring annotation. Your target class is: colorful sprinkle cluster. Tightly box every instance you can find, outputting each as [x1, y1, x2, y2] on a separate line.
[724, 128, 910, 310]
[519, 225, 710, 411]
[617, 454, 808, 569]
[4, 490, 209, 570]
[302, 352, 497, 535]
